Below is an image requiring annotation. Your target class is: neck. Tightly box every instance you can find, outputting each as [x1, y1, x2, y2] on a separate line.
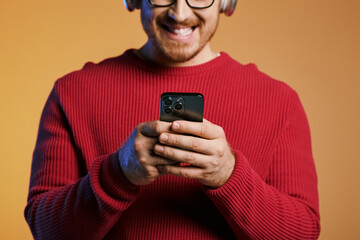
[137, 42, 219, 67]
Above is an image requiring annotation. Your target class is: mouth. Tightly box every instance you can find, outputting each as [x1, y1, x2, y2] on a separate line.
[161, 24, 197, 38]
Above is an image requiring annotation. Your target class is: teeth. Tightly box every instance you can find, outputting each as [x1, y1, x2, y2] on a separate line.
[168, 27, 193, 36]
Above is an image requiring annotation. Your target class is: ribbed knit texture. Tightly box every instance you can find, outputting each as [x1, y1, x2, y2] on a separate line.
[25, 50, 320, 239]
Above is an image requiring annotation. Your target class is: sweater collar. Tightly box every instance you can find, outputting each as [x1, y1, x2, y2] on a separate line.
[123, 49, 232, 76]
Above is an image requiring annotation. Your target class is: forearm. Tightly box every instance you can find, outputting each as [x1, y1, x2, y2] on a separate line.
[205, 150, 320, 239]
[25, 154, 139, 240]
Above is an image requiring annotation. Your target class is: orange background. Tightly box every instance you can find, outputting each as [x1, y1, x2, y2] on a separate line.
[1, 0, 359, 239]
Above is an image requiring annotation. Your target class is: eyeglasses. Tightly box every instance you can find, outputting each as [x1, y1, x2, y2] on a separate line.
[148, 0, 215, 9]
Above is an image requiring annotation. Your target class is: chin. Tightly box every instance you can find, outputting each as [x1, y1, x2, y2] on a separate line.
[155, 41, 203, 63]
[161, 49, 198, 63]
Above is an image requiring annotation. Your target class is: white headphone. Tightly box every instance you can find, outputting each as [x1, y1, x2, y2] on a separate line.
[123, 0, 237, 16]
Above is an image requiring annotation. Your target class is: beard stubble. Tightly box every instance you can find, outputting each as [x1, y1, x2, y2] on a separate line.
[141, 11, 219, 63]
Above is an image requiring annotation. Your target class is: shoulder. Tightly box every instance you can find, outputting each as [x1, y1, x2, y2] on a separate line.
[53, 50, 135, 95]
[220, 52, 298, 102]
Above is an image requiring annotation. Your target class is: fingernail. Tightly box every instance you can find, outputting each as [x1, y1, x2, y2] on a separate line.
[154, 145, 163, 153]
[173, 122, 180, 130]
[159, 133, 168, 142]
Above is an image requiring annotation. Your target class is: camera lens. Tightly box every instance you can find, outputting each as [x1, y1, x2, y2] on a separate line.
[164, 98, 172, 106]
[164, 107, 172, 114]
[174, 103, 183, 111]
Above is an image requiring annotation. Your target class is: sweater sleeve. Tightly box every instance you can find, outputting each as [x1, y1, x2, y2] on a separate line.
[204, 92, 320, 239]
[24, 85, 140, 239]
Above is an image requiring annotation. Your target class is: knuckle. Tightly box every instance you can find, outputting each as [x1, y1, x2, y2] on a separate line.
[147, 168, 158, 178]
[164, 147, 173, 158]
[138, 157, 148, 165]
[154, 121, 163, 134]
[191, 138, 201, 150]
[201, 169, 211, 179]
[216, 145, 226, 157]
[180, 169, 190, 178]
[134, 140, 144, 152]
[169, 134, 178, 145]
[200, 124, 208, 136]
[210, 159, 220, 168]
[184, 154, 195, 163]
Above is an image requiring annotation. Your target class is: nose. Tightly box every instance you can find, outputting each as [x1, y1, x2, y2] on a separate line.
[167, 0, 193, 22]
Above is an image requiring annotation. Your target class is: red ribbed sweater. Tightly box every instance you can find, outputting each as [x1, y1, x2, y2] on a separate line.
[25, 50, 320, 239]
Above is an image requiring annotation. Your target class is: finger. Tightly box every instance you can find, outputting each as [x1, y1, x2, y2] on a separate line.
[158, 133, 214, 155]
[148, 155, 178, 166]
[134, 136, 176, 166]
[157, 165, 204, 179]
[140, 121, 172, 137]
[136, 145, 177, 165]
[171, 120, 224, 139]
[153, 144, 207, 168]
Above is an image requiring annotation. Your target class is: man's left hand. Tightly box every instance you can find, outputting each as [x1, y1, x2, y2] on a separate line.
[151, 119, 236, 188]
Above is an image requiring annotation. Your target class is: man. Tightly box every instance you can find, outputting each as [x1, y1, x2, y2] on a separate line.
[25, 0, 320, 239]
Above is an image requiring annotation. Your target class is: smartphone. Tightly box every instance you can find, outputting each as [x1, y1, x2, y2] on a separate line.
[160, 92, 204, 122]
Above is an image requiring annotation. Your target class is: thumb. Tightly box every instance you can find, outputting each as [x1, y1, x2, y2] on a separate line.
[139, 121, 171, 137]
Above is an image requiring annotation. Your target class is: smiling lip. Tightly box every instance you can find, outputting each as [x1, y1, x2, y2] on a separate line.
[161, 24, 197, 41]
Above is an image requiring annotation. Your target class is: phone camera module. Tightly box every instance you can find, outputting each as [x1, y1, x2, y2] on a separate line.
[174, 103, 183, 111]
[164, 107, 173, 114]
[164, 97, 173, 106]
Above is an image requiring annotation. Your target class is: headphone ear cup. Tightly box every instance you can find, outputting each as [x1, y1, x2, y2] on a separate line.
[124, 0, 140, 11]
[220, 0, 237, 16]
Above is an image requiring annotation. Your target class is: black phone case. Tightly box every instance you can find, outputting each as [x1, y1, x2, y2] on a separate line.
[160, 92, 204, 122]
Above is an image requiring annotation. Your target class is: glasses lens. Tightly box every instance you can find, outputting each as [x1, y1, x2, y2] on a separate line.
[149, 0, 214, 8]
[187, 0, 214, 8]
[150, 0, 174, 6]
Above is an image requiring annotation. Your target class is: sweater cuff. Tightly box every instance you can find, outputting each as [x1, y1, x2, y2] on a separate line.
[203, 149, 246, 198]
[90, 153, 140, 208]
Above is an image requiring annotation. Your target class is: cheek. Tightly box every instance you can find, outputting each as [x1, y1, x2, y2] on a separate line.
[199, 15, 219, 37]
[141, 13, 156, 39]
[141, 9, 165, 35]
[197, 8, 220, 31]
[141, 9, 151, 26]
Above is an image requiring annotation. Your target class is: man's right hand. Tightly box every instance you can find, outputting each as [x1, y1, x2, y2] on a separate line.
[117, 121, 174, 185]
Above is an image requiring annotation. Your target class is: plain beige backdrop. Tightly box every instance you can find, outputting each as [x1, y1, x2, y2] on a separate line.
[1, 0, 359, 239]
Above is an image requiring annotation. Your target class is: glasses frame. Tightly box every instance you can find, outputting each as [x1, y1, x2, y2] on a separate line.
[148, 0, 215, 9]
